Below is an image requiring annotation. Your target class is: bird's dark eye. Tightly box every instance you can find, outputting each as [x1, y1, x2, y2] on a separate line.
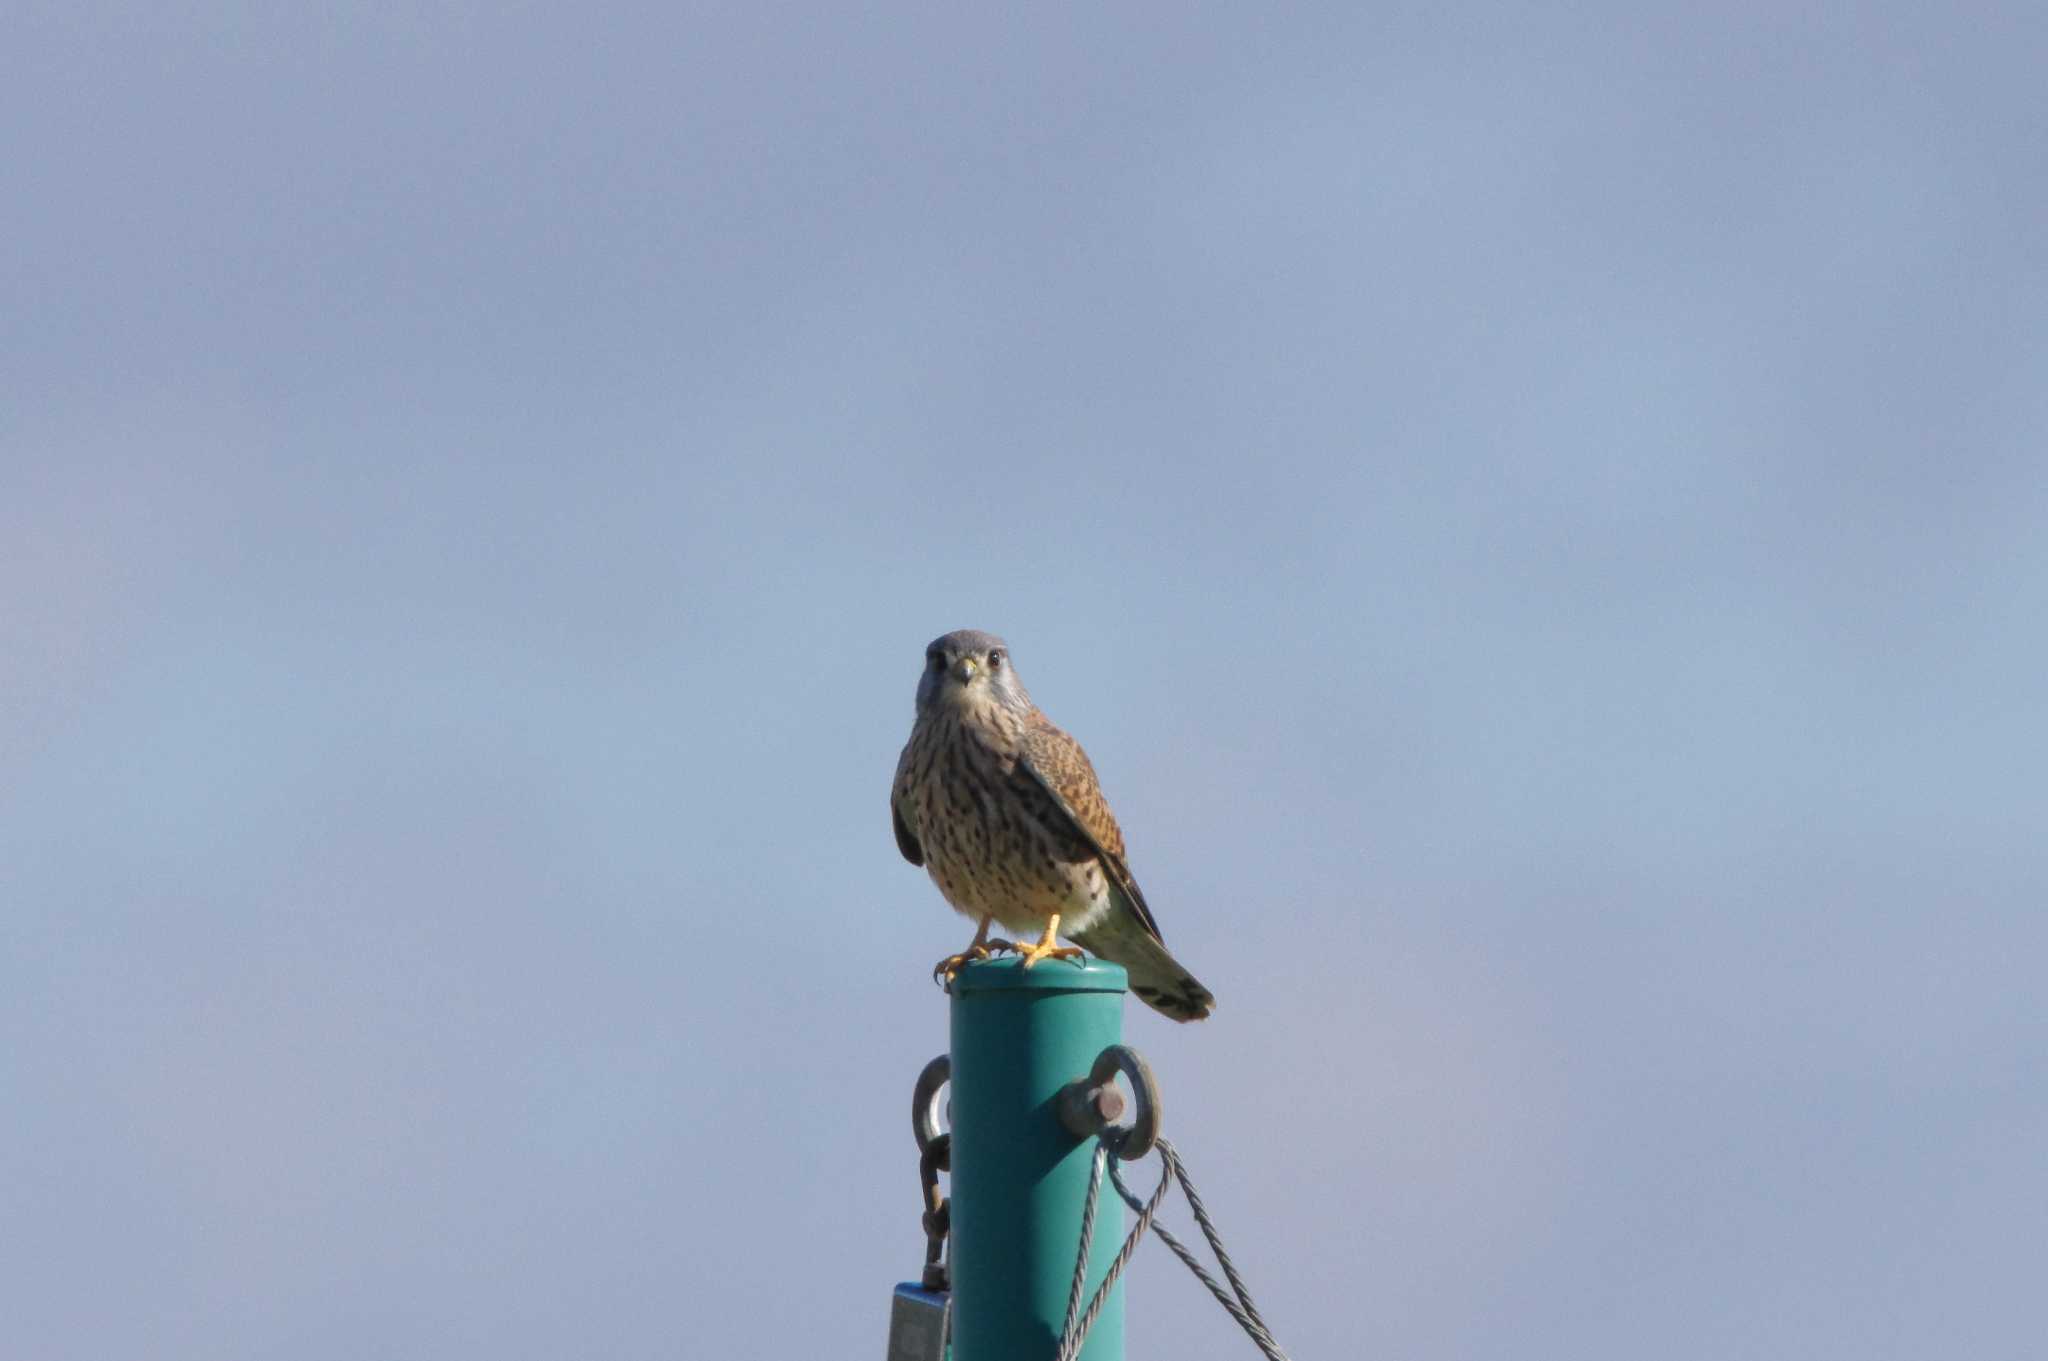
[928, 652, 944, 670]
[988, 649, 1004, 669]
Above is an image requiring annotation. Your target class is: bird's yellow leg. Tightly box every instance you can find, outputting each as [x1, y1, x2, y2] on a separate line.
[932, 916, 1019, 986]
[1015, 915, 1087, 969]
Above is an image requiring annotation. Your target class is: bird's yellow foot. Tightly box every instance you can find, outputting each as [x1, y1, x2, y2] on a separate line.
[931, 939, 1018, 987]
[1015, 921, 1087, 970]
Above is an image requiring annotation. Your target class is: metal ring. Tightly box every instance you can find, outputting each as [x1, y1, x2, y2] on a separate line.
[911, 1054, 950, 1154]
[1089, 1044, 1161, 1160]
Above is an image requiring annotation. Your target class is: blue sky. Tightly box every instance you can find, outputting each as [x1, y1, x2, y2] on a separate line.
[4, 4, 2044, 1358]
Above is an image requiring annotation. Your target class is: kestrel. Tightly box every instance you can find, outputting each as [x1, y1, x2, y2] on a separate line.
[891, 629, 1215, 1022]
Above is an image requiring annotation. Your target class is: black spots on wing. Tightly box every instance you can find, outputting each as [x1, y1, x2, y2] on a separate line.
[1005, 772, 1094, 863]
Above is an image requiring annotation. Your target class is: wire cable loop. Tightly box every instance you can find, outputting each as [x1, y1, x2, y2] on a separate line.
[1055, 1135, 1292, 1361]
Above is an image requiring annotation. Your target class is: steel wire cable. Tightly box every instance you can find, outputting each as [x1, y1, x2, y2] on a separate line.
[1055, 1136, 1292, 1361]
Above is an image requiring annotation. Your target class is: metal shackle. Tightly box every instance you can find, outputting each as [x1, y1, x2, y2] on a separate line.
[1056, 1043, 1161, 1159]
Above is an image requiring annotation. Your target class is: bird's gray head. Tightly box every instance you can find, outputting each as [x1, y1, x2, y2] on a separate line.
[915, 628, 1032, 716]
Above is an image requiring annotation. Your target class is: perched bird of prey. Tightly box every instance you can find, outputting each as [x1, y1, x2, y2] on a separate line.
[892, 629, 1215, 1022]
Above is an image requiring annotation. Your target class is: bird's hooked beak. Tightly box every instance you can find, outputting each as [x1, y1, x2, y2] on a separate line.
[950, 656, 979, 685]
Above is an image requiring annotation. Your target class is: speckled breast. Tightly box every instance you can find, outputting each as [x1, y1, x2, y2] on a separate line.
[908, 726, 1109, 936]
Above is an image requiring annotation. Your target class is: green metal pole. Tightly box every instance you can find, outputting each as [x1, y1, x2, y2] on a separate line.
[949, 956, 1127, 1361]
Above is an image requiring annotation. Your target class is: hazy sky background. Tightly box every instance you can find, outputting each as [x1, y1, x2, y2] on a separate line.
[4, 4, 2044, 1359]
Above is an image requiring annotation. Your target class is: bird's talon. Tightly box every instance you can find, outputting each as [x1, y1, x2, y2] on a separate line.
[1016, 943, 1088, 970]
[935, 939, 1021, 987]
[932, 949, 980, 986]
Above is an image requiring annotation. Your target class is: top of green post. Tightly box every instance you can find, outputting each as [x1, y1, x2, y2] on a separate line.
[951, 955, 1128, 996]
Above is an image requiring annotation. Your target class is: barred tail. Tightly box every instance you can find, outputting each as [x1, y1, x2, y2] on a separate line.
[1072, 902, 1215, 1023]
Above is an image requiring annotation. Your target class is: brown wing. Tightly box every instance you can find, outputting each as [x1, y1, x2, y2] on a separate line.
[1014, 714, 1168, 944]
[890, 741, 924, 866]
